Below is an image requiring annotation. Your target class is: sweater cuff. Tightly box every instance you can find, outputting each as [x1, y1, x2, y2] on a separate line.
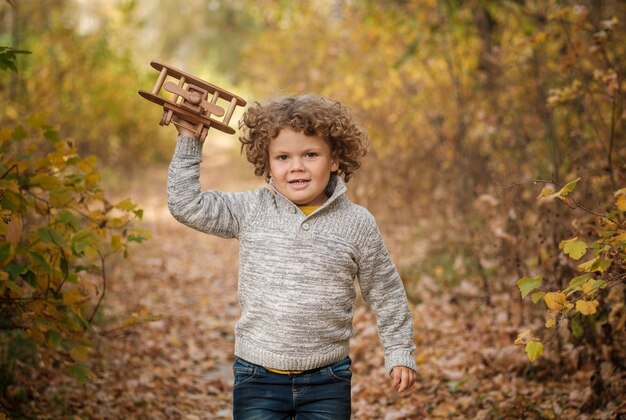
[175, 135, 203, 156]
[385, 349, 417, 373]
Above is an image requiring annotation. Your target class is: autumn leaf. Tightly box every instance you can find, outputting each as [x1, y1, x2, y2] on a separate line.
[559, 237, 588, 260]
[70, 345, 90, 363]
[516, 276, 542, 299]
[531, 291, 545, 303]
[63, 287, 85, 306]
[544, 292, 567, 311]
[614, 188, 626, 211]
[537, 178, 581, 200]
[581, 279, 595, 295]
[578, 257, 611, 273]
[525, 341, 543, 362]
[576, 299, 599, 315]
[67, 363, 95, 383]
[616, 195, 626, 212]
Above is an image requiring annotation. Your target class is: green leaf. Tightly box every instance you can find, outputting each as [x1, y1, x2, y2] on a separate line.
[564, 274, 591, 295]
[537, 178, 581, 200]
[45, 330, 62, 347]
[516, 276, 542, 299]
[67, 363, 95, 383]
[115, 198, 136, 211]
[30, 174, 59, 190]
[570, 316, 584, 337]
[44, 129, 60, 142]
[11, 125, 26, 140]
[21, 270, 37, 288]
[525, 341, 543, 362]
[127, 234, 148, 243]
[559, 237, 588, 260]
[0, 242, 14, 262]
[6, 263, 27, 280]
[577, 257, 611, 273]
[559, 178, 581, 197]
[49, 188, 74, 207]
[37, 227, 67, 247]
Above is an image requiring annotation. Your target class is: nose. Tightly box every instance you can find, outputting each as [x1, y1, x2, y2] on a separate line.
[289, 157, 304, 171]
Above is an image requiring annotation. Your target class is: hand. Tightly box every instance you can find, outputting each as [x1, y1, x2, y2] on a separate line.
[172, 115, 197, 138]
[390, 366, 416, 394]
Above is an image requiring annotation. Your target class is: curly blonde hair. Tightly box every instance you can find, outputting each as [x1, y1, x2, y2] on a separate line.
[239, 94, 368, 182]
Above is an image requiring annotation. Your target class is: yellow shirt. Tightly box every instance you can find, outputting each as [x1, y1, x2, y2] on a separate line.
[298, 205, 319, 216]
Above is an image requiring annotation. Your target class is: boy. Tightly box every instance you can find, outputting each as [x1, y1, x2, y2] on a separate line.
[168, 94, 416, 418]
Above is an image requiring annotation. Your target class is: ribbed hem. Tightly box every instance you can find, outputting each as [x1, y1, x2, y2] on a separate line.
[385, 349, 417, 373]
[235, 338, 350, 371]
[175, 135, 203, 156]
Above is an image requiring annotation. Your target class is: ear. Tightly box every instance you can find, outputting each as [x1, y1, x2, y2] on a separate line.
[331, 155, 340, 172]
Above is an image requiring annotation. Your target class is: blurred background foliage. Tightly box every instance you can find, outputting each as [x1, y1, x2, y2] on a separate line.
[1, 0, 625, 414]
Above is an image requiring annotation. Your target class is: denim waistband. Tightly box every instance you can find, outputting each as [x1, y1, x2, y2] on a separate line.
[235, 356, 351, 376]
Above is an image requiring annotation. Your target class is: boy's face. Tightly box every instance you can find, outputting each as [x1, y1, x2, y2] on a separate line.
[268, 128, 339, 207]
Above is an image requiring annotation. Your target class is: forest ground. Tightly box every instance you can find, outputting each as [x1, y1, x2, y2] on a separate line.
[22, 144, 625, 419]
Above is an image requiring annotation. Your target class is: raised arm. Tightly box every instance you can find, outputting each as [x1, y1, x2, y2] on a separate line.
[167, 135, 260, 239]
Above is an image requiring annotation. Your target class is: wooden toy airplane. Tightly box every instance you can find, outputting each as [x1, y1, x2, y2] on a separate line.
[138, 61, 247, 141]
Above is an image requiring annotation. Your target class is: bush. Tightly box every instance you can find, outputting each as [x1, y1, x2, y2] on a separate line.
[0, 116, 149, 413]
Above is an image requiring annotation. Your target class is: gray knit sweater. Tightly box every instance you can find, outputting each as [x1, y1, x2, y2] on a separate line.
[167, 136, 417, 373]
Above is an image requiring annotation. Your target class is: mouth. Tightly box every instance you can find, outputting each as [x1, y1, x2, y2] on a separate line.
[288, 179, 310, 187]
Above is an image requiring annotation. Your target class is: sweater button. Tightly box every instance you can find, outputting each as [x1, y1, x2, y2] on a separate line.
[289, 207, 296, 214]
[302, 223, 310, 231]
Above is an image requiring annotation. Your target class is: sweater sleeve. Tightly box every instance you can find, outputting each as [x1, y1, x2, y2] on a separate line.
[167, 135, 260, 239]
[357, 221, 417, 373]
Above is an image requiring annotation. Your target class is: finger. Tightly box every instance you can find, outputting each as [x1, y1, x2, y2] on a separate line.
[391, 370, 401, 388]
[400, 369, 417, 393]
[405, 371, 416, 391]
[398, 369, 410, 393]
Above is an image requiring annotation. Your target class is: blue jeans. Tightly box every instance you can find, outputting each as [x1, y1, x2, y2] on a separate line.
[232, 356, 352, 419]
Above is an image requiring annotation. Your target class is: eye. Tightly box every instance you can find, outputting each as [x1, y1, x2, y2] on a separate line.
[305, 152, 318, 158]
[276, 155, 288, 161]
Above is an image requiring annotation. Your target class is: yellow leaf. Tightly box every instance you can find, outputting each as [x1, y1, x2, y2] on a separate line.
[544, 292, 567, 311]
[578, 256, 599, 272]
[63, 287, 84, 307]
[537, 186, 555, 199]
[525, 341, 543, 362]
[576, 299, 599, 315]
[559, 237, 588, 260]
[531, 292, 545, 303]
[115, 198, 136, 211]
[70, 346, 89, 363]
[111, 235, 122, 251]
[0, 127, 11, 141]
[85, 172, 100, 188]
[616, 195, 626, 211]
[84, 245, 99, 260]
[545, 318, 556, 328]
[614, 188, 626, 211]
[581, 279, 595, 295]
